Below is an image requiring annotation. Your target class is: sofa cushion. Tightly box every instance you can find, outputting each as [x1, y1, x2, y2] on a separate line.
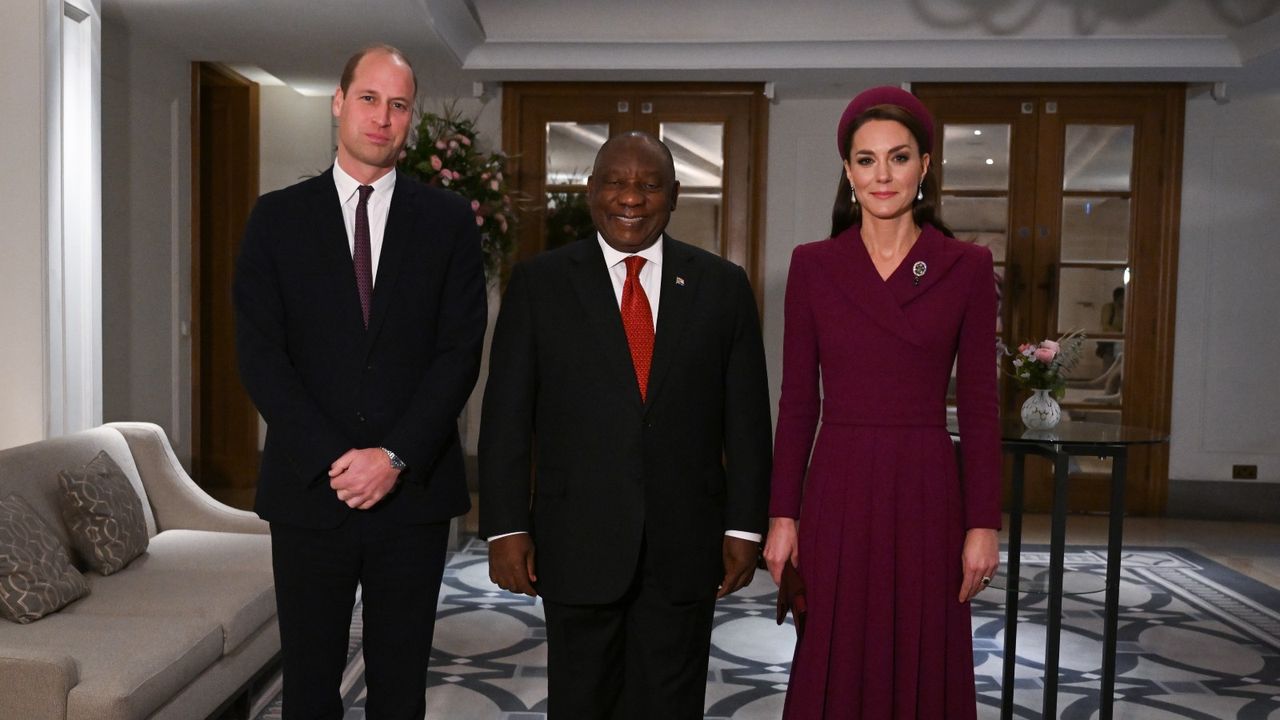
[0, 612, 222, 720]
[65, 530, 276, 653]
[59, 451, 149, 575]
[0, 428, 158, 551]
[0, 494, 89, 623]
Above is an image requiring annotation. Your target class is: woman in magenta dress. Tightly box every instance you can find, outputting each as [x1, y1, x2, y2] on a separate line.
[763, 87, 1002, 719]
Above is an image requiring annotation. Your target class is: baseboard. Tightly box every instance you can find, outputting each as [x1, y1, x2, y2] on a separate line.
[1166, 479, 1280, 523]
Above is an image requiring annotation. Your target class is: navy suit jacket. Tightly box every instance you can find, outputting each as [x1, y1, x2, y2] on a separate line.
[234, 168, 486, 529]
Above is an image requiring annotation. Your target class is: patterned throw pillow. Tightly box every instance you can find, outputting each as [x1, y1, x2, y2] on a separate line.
[59, 450, 149, 575]
[0, 494, 90, 623]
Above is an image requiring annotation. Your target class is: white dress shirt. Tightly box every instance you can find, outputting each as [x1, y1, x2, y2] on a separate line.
[489, 234, 761, 545]
[333, 161, 396, 285]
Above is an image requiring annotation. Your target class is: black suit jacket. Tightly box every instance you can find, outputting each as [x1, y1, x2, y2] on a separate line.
[478, 237, 772, 604]
[234, 168, 486, 529]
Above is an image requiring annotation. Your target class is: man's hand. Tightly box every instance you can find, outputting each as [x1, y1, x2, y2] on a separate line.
[718, 536, 759, 599]
[328, 448, 401, 510]
[489, 533, 538, 597]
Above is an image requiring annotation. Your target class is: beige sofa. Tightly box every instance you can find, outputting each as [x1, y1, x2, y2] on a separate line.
[0, 423, 279, 720]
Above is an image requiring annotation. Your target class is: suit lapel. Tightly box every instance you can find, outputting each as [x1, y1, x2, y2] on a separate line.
[644, 237, 698, 410]
[568, 239, 646, 413]
[364, 176, 413, 353]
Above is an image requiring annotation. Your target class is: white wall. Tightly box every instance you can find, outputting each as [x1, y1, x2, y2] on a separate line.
[259, 85, 333, 194]
[100, 18, 191, 463]
[1170, 53, 1280, 486]
[0, 0, 50, 449]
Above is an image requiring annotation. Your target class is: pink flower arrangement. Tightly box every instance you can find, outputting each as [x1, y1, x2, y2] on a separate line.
[1002, 330, 1085, 399]
[400, 103, 519, 279]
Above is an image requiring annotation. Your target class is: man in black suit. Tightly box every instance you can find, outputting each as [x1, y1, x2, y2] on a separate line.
[479, 132, 772, 719]
[234, 44, 485, 720]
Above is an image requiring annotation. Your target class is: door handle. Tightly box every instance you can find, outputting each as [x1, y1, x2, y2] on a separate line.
[1036, 263, 1056, 292]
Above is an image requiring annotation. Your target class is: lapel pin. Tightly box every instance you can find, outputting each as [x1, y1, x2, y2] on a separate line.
[675, 276, 686, 286]
[912, 261, 927, 286]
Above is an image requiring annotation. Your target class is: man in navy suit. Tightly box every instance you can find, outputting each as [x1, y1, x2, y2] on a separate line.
[234, 44, 486, 719]
[479, 132, 772, 719]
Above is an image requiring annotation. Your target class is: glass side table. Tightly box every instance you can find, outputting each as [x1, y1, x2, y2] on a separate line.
[949, 417, 1168, 720]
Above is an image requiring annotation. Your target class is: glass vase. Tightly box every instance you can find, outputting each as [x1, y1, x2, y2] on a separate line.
[1020, 388, 1062, 430]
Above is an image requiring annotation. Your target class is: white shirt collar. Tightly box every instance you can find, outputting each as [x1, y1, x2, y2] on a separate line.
[597, 233, 664, 269]
[333, 161, 397, 205]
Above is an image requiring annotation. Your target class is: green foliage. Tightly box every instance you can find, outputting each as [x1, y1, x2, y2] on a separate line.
[544, 192, 593, 251]
[399, 104, 515, 279]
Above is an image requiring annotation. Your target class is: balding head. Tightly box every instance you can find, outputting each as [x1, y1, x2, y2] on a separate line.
[592, 131, 676, 186]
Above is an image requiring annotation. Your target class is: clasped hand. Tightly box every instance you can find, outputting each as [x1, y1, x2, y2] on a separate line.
[329, 448, 401, 510]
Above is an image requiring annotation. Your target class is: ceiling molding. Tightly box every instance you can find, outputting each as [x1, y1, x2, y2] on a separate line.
[463, 37, 1243, 77]
[418, 0, 484, 65]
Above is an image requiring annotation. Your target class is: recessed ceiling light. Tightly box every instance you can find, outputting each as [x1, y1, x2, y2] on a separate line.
[985, 158, 995, 165]
[973, 129, 983, 136]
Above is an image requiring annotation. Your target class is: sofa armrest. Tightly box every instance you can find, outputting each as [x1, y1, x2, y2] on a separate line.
[105, 422, 268, 535]
[0, 647, 77, 720]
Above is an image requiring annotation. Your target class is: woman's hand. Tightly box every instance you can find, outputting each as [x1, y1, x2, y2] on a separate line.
[764, 517, 800, 586]
[959, 528, 999, 603]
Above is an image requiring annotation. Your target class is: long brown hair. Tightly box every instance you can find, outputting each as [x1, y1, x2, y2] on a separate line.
[830, 105, 953, 239]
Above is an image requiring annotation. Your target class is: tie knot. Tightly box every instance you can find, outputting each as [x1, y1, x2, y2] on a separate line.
[357, 185, 373, 203]
[624, 255, 646, 279]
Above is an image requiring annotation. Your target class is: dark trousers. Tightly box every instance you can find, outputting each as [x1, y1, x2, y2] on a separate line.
[541, 544, 717, 720]
[270, 513, 450, 720]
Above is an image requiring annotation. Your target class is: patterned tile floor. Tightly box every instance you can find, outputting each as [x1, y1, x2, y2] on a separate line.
[251, 538, 1280, 719]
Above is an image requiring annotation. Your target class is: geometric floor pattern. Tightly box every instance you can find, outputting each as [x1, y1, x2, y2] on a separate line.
[252, 540, 1280, 719]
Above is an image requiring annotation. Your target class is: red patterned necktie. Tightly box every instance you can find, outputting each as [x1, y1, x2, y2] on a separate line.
[353, 185, 373, 328]
[621, 255, 655, 401]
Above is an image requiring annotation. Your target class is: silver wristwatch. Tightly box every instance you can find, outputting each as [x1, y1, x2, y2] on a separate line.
[381, 447, 407, 471]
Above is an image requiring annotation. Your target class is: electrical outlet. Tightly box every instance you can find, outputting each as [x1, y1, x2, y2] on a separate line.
[1232, 464, 1258, 480]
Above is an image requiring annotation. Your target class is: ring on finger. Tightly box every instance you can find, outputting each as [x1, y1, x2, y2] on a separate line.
[980, 575, 992, 585]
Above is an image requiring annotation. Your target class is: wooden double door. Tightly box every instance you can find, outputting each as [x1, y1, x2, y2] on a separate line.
[915, 84, 1185, 514]
[502, 83, 769, 298]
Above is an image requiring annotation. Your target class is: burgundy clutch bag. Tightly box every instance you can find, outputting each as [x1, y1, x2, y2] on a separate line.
[776, 559, 807, 638]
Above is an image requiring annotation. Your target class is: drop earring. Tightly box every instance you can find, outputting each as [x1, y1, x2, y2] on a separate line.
[916, 181, 924, 202]
[850, 187, 858, 206]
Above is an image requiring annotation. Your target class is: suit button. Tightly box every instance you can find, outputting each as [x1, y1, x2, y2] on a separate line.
[365, 364, 373, 371]
[356, 412, 366, 423]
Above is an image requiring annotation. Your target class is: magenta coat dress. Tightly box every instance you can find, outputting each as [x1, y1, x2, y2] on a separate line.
[771, 224, 1002, 719]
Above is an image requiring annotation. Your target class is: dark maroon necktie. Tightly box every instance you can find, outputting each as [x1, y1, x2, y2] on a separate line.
[354, 185, 373, 328]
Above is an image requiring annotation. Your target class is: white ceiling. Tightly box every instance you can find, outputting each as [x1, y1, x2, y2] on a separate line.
[103, 0, 1280, 99]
